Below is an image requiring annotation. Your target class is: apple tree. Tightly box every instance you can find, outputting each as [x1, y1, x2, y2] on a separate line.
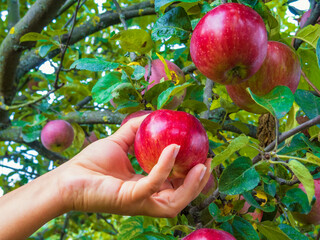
[1, 0, 320, 239]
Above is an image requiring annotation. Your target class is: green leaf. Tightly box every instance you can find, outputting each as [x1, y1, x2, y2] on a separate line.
[281, 188, 311, 214]
[39, 44, 54, 58]
[219, 157, 260, 195]
[199, 118, 221, 135]
[157, 82, 192, 109]
[247, 86, 294, 119]
[70, 58, 120, 72]
[118, 217, 145, 240]
[180, 100, 207, 114]
[92, 72, 122, 104]
[22, 125, 41, 142]
[154, 0, 199, 13]
[220, 216, 259, 240]
[317, 38, 320, 68]
[152, 7, 192, 41]
[242, 191, 275, 213]
[212, 135, 249, 168]
[144, 81, 172, 103]
[295, 24, 320, 48]
[278, 224, 309, 240]
[20, 32, 50, 42]
[238, 0, 258, 7]
[208, 202, 234, 222]
[297, 49, 320, 92]
[111, 29, 153, 54]
[256, 221, 291, 240]
[287, 160, 315, 204]
[295, 90, 320, 127]
[225, 121, 250, 135]
[130, 65, 146, 80]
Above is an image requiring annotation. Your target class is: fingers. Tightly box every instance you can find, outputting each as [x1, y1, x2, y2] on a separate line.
[132, 144, 180, 200]
[148, 158, 212, 217]
[174, 158, 212, 202]
[108, 114, 149, 152]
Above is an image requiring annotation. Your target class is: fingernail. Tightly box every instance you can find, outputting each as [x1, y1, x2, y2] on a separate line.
[173, 145, 180, 159]
[199, 166, 207, 182]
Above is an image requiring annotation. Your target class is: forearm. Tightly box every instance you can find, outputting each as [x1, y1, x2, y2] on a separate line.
[0, 169, 67, 239]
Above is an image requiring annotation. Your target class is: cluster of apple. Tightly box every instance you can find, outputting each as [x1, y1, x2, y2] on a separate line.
[190, 3, 301, 114]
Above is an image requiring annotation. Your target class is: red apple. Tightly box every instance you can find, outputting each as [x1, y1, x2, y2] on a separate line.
[82, 131, 98, 149]
[201, 174, 216, 195]
[293, 179, 320, 225]
[134, 109, 209, 179]
[41, 120, 74, 152]
[226, 41, 301, 113]
[182, 228, 236, 240]
[144, 59, 186, 109]
[299, 9, 320, 27]
[238, 196, 263, 222]
[121, 110, 152, 126]
[190, 3, 268, 85]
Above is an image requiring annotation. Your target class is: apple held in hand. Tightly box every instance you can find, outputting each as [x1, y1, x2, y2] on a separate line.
[293, 179, 320, 225]
[190, 3, 268, 85]
[226, 41, 301, 113]
[182, 228, 236, 240]
[41, 120, 74, 152]
[134, 109, 209, 179]
[144, 59, 186, 109]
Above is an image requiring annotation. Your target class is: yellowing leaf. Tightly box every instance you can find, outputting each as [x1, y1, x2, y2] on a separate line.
[9, 27, 15, 34]
[111, 29, 153, 54]
[287, 160, 315, 204]
[156, 53, 172, 80]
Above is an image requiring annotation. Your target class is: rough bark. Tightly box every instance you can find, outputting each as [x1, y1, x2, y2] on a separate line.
[0, 0, 66, 125]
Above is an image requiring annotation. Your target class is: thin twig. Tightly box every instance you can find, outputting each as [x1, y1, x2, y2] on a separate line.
[301, 70, 320, 96]
[60, 213, 71, 240]
[112, 0, 128, 30]
[54, 0, 82, 89]
[274, 118, 280, 152]
[96, 213, 118, 235]
[0, 88, 59, 110]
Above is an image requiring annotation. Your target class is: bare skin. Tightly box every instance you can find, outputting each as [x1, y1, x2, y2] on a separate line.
[0, 115, 212, 240]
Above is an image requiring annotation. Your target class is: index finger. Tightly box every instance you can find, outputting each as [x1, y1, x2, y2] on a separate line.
[107, 114, 149, 152]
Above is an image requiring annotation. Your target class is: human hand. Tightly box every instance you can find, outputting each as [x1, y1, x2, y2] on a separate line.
[56, 115, 212, 217]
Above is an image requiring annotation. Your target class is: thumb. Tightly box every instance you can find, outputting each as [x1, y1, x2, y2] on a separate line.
[132, 144, 180, 200]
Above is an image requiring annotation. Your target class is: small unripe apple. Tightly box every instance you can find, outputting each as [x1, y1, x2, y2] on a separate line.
[293, 179, 320, 225]
[134, 109, 209, 179]
[82, 131, 98, 149]
[190, 3, 268, 85]
[226, 41, 301, 113]
[182, 228, 236, 240]
[144, 59, 186, 109]
[41, 120, 74, 152]
[121, 110, 152, 126]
